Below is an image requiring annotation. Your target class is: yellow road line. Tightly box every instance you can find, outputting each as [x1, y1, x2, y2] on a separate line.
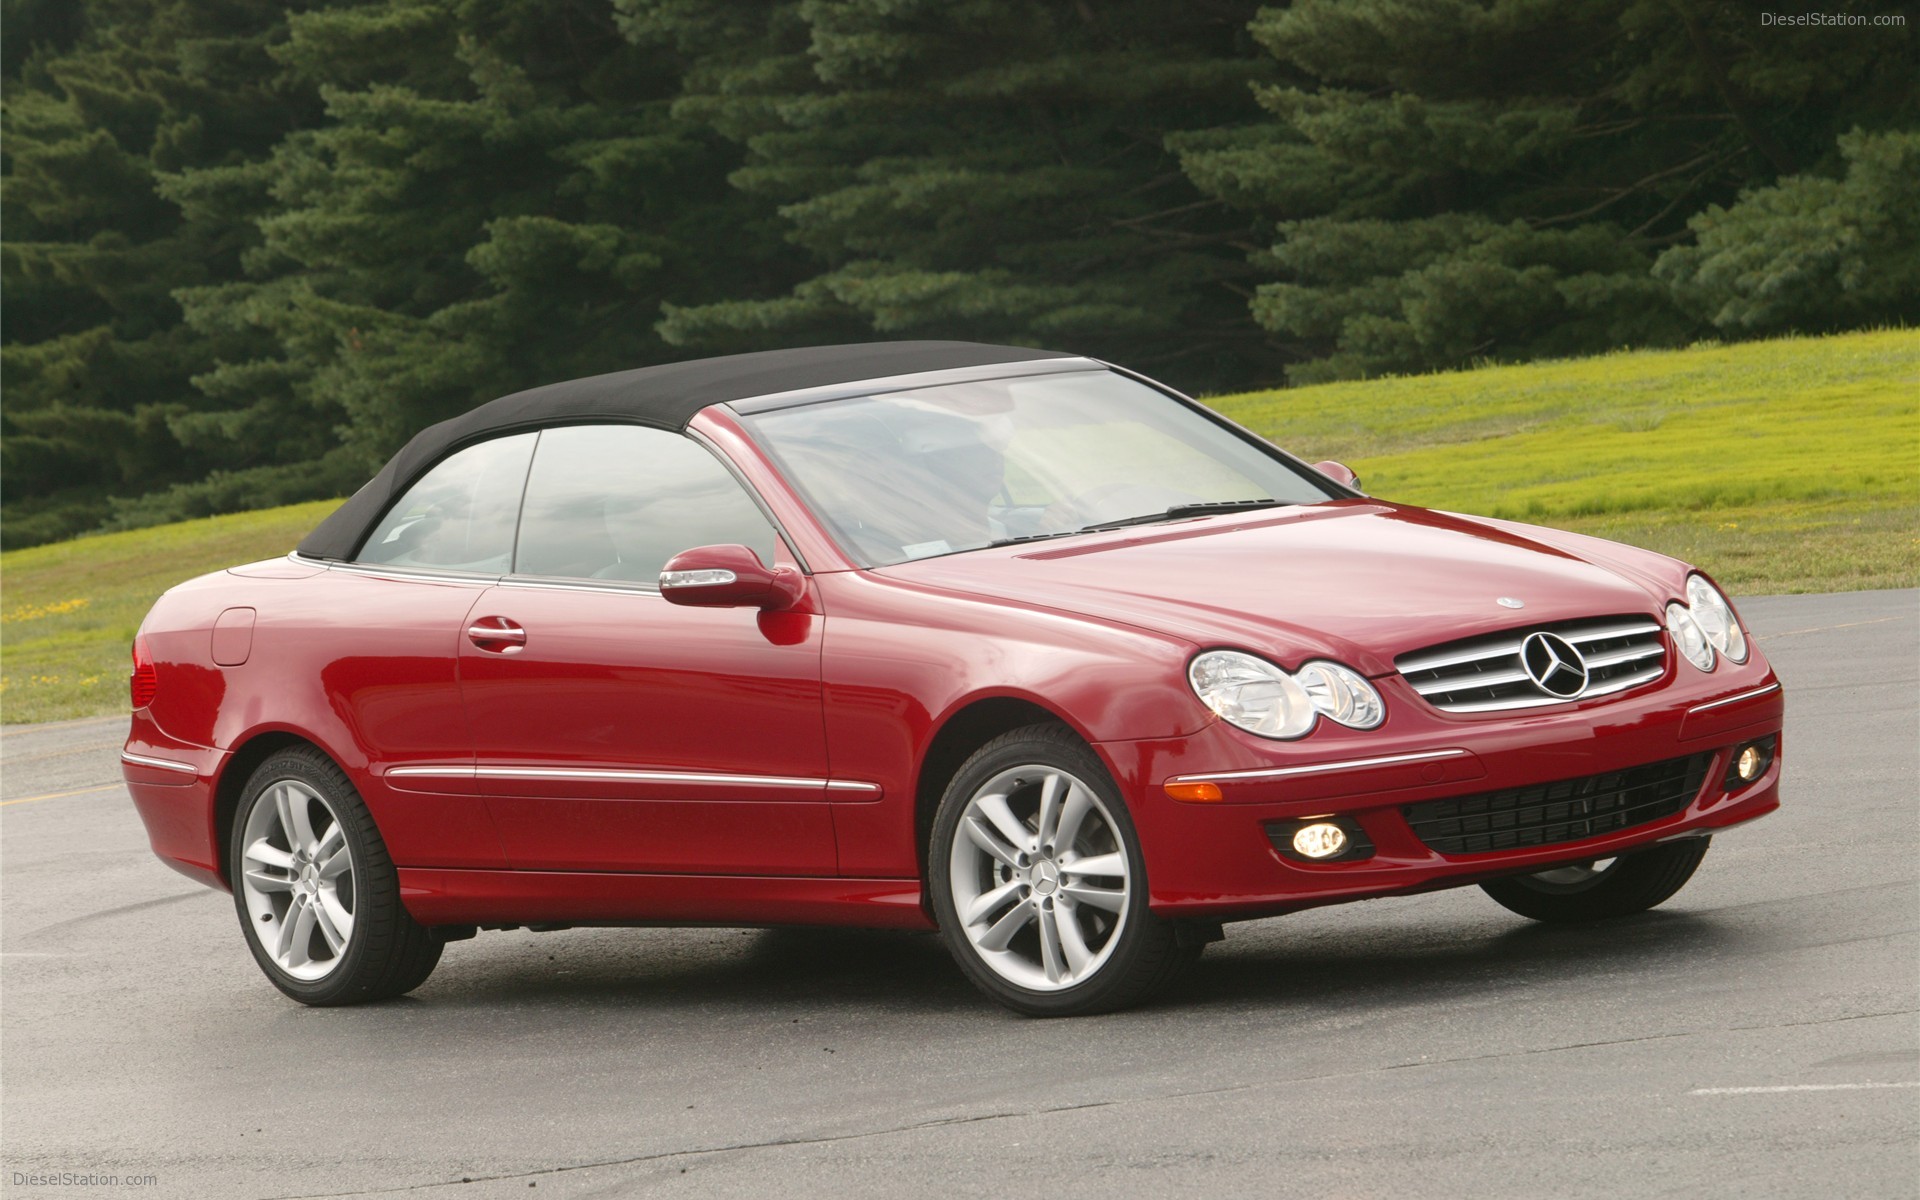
[1756, 615, 1906, 640]
[1, 783, 123, 806]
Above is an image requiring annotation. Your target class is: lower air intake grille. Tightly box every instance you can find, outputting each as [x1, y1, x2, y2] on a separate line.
[1401, 753, 1712, 856]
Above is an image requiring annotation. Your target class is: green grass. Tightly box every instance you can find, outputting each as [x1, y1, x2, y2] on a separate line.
[4, 330, 1915, 724]
[1208, 328, 1919, 597]
[1, 501, 340, 724]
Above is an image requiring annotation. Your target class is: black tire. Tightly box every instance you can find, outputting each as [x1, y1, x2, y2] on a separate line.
[1479, 837, 1711, 923]
[928, 723, 1188, 1016]
[229, 746, 442, 1005]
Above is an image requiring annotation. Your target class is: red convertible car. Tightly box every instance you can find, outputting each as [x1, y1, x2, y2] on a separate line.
[123, 342, 1783, 1015]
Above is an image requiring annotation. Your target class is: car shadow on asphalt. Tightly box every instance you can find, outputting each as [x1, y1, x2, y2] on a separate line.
[1164, 909, 1743, 1014]
[398, 907, 1757, 1018]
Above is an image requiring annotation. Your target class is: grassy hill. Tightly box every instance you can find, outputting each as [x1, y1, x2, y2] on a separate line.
[1214, 329, 1918, 599]
[2, 502, 340, 725]
[4, 330, 1915, 724]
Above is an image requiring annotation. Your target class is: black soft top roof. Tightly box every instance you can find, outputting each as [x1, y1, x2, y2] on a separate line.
[296, 340, 1073, 560]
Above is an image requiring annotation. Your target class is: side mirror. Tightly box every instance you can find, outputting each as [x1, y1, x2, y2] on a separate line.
[1312, 460, 1363, 493]
[659, 545, 803, 610]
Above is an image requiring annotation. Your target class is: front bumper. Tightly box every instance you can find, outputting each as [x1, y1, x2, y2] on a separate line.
[1103, 662, 1784, 919]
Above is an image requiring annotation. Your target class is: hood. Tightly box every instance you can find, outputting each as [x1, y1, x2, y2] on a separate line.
[875, 500, 1676, 677]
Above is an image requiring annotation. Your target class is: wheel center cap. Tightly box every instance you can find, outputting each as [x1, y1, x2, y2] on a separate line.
[1030, 860, 1060, 896]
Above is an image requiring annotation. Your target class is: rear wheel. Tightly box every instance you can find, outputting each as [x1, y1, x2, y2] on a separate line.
[231, 747, 442, 1005]
[928, 724, 1188, 1016]
[1479, 837, 1711, 923]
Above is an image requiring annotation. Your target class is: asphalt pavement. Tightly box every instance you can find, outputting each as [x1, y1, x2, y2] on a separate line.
[3, 589, 1915, 1199]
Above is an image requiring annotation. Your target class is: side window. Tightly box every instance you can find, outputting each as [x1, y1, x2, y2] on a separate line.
[356, 433, 536, 571]
[514, 425, 780, 583]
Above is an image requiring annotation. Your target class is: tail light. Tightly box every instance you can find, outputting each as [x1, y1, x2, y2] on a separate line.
[130, 637, 159, 708]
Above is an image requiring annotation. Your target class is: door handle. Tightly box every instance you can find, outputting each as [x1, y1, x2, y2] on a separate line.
[467, 617, 527, 652]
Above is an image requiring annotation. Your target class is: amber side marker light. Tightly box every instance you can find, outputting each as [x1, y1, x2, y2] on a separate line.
[1164, 781, 1223, 803]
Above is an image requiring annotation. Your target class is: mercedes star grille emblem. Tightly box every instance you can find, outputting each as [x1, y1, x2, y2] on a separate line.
[1520, 631, 1590, 698]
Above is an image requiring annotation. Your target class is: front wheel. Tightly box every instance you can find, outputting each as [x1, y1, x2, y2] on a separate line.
[928, 724, 1188, 1016]
[231, 747, 442, 1005]
[1479, 837, 1711, 923]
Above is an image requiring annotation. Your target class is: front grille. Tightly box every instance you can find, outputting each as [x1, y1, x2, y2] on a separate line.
[1396, 616, 1666, 713]
[1401, 753, 1711, 856]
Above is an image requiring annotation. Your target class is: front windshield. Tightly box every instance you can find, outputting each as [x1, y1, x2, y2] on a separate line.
[737, 369, 1339, 567]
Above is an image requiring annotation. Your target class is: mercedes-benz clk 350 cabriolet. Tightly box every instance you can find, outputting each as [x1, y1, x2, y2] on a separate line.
[123, 341, 1783, 1015]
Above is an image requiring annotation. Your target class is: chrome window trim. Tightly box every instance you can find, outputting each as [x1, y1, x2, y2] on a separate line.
[122, 751, 197, 775]
[724, 357, 1103, 416]
[496, 575, 662, 597]
[383, 764, 880, 794]
[1168, 748, 1468, 786]
[299, 554, 503, 586]
[1686, 682, 1781, 715]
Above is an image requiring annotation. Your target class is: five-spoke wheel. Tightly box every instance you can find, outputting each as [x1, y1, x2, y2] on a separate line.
[239, 778, 356, 980]
[231, 747, 443, 1005]
[948, 763, 1131, 991]
[930, 724, 1193, 1015]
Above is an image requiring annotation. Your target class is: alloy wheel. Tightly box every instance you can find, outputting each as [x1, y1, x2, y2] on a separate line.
[238, 779, 356, 981]
[946, 764, 1130, 991]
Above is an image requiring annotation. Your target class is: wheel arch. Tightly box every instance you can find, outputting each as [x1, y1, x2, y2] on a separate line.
[912, 693, 1100, 901]
[211, 728, 335, 888]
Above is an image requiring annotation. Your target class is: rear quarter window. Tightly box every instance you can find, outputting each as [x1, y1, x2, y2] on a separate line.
[355, 433, 536, 571]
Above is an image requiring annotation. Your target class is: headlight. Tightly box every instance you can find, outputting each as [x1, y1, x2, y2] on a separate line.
[1685, 574, 1748, 664]
[1188, 651, 1384, 739]
[1296, 660, 1386, 729]
[1666, 602, 1714, 672]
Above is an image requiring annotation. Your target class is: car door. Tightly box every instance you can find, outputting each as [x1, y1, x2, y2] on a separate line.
[339, 431, 540, 868]
[457, 423, 837, 875]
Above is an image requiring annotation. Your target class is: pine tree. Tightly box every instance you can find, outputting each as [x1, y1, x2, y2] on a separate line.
[189, 0, 799, 478]
[621, 0, 1279, 392]
[1, 0, 330, 546]
[1176, 0, 1919, 382]
[1656, 128, 1920, 334]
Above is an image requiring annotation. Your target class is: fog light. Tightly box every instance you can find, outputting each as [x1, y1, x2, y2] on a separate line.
[1721, 735, 1776, 792]
[1291, 822, 1348, 859]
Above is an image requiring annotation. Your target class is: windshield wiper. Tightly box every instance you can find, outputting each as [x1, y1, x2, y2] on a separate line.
[1074, 498, 1291, 533]
[985, 499, 1292, 549]
[986, 530, 1087, 548]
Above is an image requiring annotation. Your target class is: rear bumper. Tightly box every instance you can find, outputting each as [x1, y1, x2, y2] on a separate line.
[122, 716, 228, 890]
[1105, 668, 1784, 919]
